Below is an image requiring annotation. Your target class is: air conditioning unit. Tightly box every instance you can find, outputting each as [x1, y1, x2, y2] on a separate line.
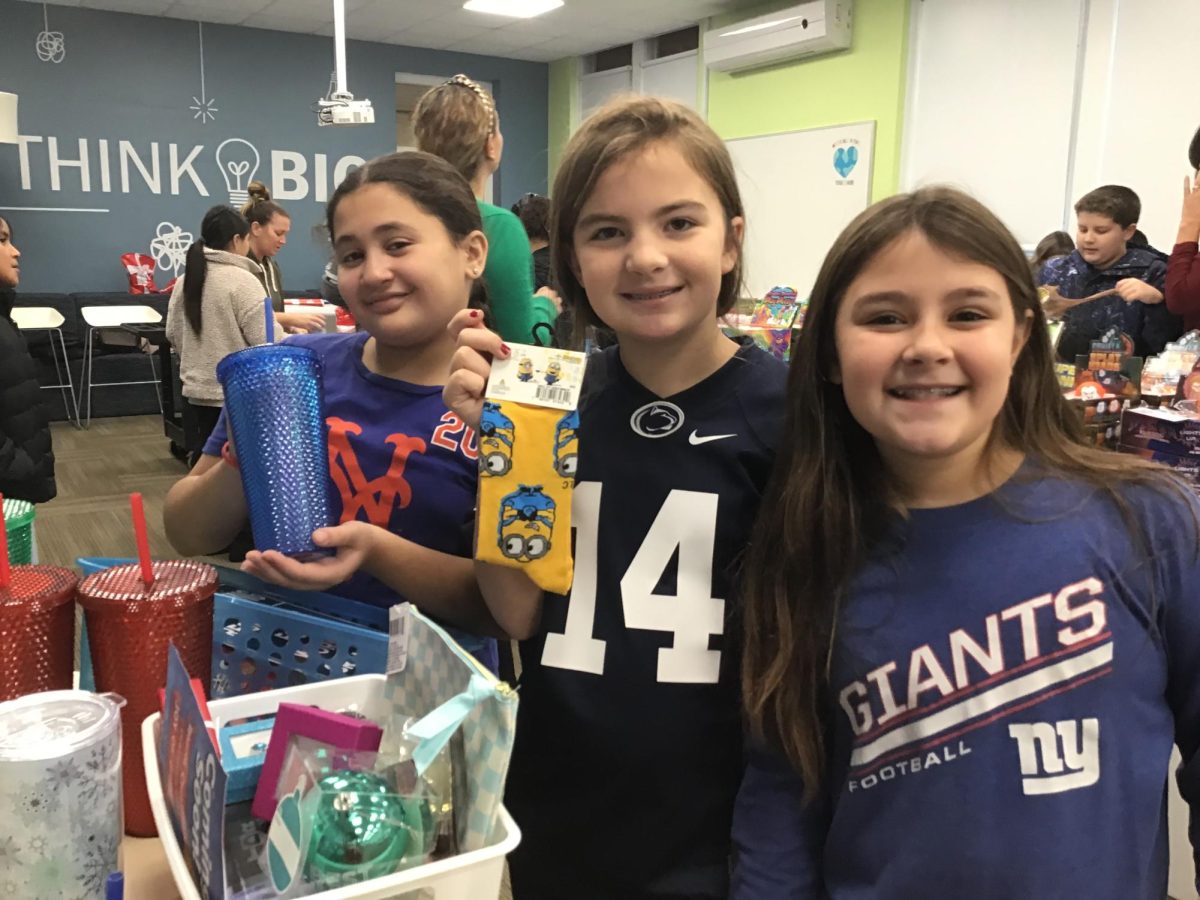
[704, 0, 852, 73]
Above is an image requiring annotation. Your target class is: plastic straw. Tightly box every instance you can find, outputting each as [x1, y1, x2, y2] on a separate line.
[0, 494, 9, 590]
[105, 872, 124, 900]
[264, 296, 275, 344]
[129, 493, 154, 588]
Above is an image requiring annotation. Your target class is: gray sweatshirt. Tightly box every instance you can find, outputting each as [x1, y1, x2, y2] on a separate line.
[165, 248, 276, 405]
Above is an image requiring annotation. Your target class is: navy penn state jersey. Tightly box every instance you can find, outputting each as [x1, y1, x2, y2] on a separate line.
[505, 338, 788, 899]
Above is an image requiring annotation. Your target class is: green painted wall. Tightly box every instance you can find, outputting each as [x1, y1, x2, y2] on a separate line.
[706, 0, 910, 201]
[546, 0, 910, 197]
[547, 56, 577, 184]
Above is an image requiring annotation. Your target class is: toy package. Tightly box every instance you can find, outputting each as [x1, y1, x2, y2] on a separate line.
[742, 285, 806, 362]
[1065, 328, 1140, 450]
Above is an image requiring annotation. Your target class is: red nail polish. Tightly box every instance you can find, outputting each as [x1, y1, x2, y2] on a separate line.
[469, 310, 480, 318]
[500, 343, 511, 357]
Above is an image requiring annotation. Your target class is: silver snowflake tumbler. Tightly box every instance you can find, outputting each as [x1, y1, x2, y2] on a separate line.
[0, 690, 124, 899]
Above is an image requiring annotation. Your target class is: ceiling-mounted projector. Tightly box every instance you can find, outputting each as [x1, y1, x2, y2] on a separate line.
[317, 0, 374, 126]
[317, 94, 375, 127]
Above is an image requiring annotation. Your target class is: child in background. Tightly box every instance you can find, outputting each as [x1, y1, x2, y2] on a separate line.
[510, 192, 553, 291]
[165, 205, 277, 465]
[412, 74, 558, 344]
[443, 96, 787, 899]
[1166, 125, 1200, 334]
[1029, 229, 1073, 274]
[733, 186, 1200, 898]
[163, 152, 502, 670]
[1038, 184, 1179, 362]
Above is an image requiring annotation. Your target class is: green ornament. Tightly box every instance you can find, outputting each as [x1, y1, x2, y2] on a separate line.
[305, 770, 410, 880]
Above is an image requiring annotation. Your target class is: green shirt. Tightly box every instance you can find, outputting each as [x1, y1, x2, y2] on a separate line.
[478, 200, 557, 344]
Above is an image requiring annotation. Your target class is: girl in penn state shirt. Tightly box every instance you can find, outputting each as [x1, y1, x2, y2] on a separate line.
[444, 96, 788, 899]
[733, 186, 1200, 899]
[163, 151, 503, 669]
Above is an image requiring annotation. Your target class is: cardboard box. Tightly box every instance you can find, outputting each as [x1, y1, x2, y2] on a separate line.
[1120, 406, 1200, 458]
[1066, 394, 1127, 426]
[1117, 442, 1200, 485]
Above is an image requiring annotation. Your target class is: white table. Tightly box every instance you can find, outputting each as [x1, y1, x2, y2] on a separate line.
[12, 305, 81, 426]
[282, 299, 339, 333]
[81, 304, 163, 426]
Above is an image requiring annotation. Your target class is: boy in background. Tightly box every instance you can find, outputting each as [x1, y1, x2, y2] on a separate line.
[1039, 185, 1180, 362]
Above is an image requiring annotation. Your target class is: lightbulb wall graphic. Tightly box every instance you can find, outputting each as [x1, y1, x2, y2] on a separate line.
[214, 138, 260, 206]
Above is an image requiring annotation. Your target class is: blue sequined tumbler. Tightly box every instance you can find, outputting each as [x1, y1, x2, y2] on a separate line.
[217, 344, 333, 559]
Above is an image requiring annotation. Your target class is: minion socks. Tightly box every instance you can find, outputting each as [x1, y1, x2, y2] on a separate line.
[475, 400, 578, 593]
[474, 345, 585, 592]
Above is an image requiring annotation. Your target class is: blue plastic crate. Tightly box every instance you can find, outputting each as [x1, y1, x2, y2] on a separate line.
[75, 558, 388, 699]
[211, 589, 387, 698]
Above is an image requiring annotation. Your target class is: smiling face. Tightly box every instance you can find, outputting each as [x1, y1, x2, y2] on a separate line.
[833, 228, 1031, 477]
[1075, 211, 1133, 271]
[332, 182, 485, 348]
[0, 218, 19, 288]
[250, 212, 291, 259]
[570, 140, 742, 348]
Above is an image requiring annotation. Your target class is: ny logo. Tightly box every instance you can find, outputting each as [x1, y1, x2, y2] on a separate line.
[327, 417, 427, 527]
[1007, 719, 1100, 796]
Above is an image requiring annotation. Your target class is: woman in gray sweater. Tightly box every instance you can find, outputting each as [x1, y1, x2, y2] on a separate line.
[165, 205, 277, 463]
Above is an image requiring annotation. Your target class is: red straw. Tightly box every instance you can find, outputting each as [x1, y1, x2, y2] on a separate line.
[130, 492, 154, 588]
[0, 494, 9, 590]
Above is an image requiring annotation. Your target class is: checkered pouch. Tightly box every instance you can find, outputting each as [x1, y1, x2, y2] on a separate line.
[381, 606, 517, 852]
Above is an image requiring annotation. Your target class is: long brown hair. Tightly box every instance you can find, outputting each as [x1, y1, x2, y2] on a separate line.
[550, 95, 745, 349]
[740, 185, 1196, 794]
[412, 74, 497, 184]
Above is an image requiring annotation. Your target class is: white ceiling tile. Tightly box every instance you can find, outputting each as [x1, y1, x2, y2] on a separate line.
[35, 0, 758, 59]
[445, 30, 543, 54]
[161, 6, 252, 23]
[240, 11, 328, 31]
[384, 31, 455, 50]
[260, 0, 370, 16]
[393, 22, 490, 44]
[79, 0, 173, 12]
[352, 0, 439, 29]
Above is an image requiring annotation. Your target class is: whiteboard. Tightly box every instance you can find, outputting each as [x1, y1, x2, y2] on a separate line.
[728, 120, 875, 301]
[900, 0, 1084, 249]
[1072, 0, 1200, 253]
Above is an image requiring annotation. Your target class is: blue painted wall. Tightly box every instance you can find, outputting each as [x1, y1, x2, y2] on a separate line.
[0, 0, 549, 293]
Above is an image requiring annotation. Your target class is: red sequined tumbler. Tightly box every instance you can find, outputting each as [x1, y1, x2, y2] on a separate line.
[78, 559, 217, 836]
[0, 566, 78, 701]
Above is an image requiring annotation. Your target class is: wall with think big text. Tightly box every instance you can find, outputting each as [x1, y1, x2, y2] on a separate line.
[0, 0, 549, 293]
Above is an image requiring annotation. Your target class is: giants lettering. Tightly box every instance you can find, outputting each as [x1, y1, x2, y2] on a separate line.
[326, 416, 427, 527]
[838, 577, 1107, 735]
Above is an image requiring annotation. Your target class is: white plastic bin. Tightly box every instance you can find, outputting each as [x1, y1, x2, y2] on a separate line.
[142, 674, 520, 899]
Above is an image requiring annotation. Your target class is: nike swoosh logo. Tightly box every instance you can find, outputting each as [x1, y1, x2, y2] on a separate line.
[688, 430, 736, 445]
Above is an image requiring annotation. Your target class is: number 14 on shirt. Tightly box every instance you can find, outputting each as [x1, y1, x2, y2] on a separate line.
[541, 482, 725, 684]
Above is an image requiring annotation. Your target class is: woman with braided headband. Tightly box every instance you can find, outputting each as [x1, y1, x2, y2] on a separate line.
[414, 74, 559, 344]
